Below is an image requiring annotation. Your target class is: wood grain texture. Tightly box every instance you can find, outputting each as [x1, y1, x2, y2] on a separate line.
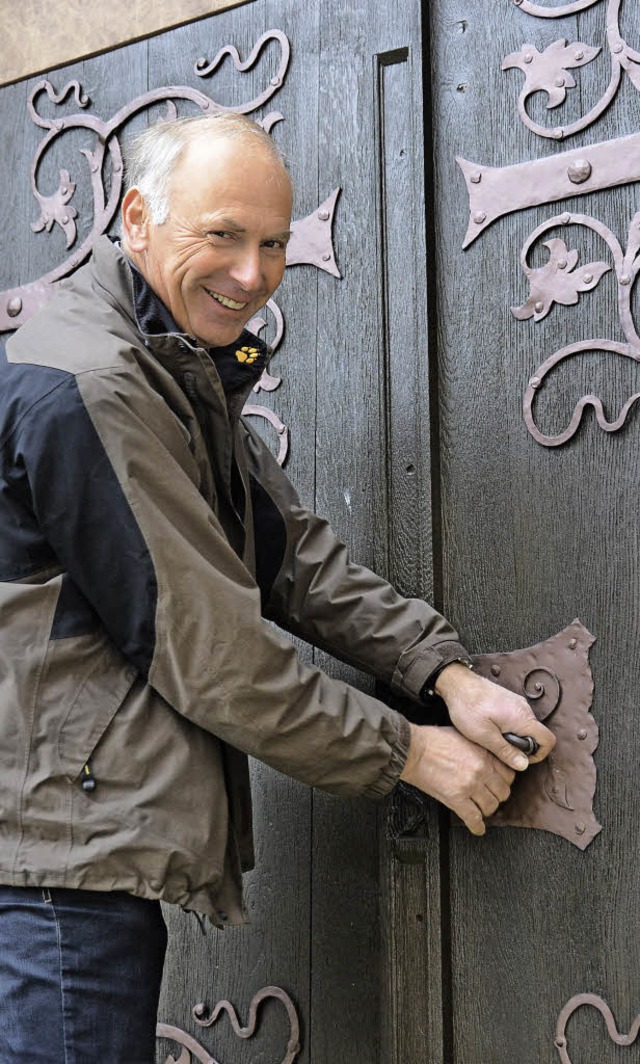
[0, 0, 256, 89]
[371, 16, 445, 1064]
[311, 1, 391, 1058]
[431, 0, 640, 1060]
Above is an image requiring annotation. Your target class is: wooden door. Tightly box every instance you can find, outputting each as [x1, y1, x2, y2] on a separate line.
[0, 2, 432, 1061]
[10, 1, 633, 1061]
[420, 1, 640, 1061]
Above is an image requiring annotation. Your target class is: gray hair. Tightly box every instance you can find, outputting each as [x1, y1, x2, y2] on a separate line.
[123, 112, 288, 224]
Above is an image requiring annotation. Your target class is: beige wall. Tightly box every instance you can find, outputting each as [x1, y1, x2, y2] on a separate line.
[1, 0, 254, 87]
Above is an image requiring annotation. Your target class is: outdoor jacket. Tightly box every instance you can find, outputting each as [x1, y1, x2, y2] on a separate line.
[0, 236, 468, 922]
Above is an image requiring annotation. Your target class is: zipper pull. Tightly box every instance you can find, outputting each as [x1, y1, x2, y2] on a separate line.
[81, 762, 97, 792]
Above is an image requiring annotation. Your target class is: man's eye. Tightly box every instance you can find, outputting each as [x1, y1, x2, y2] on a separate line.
[209, 231, 232, 240]
[263, 239, 286, 250]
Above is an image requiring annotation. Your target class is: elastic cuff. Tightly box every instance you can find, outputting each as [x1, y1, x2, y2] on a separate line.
[392, 639, 471, 702]
[363, 713, 412, 800]
[421, 656, 474, 701]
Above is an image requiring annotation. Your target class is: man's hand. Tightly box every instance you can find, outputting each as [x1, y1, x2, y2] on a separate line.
[400, 724, 515, 836]
[434, 662, 556, 772]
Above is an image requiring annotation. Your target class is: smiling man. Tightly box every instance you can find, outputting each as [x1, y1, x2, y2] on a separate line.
[0, 113, 553, 1061]
[121, 127, 293, 347]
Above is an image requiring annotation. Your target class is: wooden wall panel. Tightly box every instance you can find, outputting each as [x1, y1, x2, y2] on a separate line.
[1, 3, 442, 1062]
[431, 1, 640, 1060]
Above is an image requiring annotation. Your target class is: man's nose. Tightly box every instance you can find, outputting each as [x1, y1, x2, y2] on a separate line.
[229, 246, 263, 290]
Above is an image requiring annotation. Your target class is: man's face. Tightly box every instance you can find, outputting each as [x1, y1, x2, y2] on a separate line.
[128, 136, 293, 348]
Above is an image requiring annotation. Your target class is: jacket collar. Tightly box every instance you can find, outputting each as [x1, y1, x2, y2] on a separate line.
[103, 237, 272, 395]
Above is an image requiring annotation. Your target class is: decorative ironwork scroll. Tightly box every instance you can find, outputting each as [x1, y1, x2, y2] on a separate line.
[519, 210, 640, 445]
[458, 3, 640, 447]
[504, 0, 639, 141]
[554, 994, 640, 1062]
[472, 620, 601, 849]
[156, 985, 301, 1064]
[2, 28, 343, 466]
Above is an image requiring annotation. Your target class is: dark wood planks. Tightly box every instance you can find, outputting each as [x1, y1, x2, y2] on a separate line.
[431, 0, 640, 1060]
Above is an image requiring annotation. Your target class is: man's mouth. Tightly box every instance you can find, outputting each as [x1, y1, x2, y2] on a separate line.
[206, 289, 248, 311]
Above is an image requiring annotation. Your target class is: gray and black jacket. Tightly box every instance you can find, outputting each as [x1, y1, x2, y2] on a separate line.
[0, 236, 467, 922]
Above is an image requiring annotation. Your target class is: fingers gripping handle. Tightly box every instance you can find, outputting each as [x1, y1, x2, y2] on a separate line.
[503, 732, 540, 757]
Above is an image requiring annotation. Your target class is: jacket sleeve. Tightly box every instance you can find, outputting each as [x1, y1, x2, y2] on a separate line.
[243, 420, 471, 703]
[17, 363, 410, 799]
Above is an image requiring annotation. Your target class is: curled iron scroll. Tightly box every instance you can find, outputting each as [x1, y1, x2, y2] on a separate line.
[555, 994, 640, 1062]
[2, 28, 344, 469]
[0, 30, 341, 332]
[517, 211, 640, 446]
[472, 619, 601, 849]
[156, 985, 301, 1064]
[504, 0, 639, 141]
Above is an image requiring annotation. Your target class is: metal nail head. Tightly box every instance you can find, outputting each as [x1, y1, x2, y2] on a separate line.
[567, 159, 592, 184]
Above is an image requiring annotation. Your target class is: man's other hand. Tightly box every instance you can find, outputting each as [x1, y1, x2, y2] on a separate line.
[434, 662, 556, 772]
[400, 724, 515, 836]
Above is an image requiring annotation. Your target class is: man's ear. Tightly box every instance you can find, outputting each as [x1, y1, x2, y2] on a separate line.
[121, 188, 149, 251]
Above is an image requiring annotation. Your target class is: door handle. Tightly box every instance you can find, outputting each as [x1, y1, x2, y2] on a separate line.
[472, 619, 600, 849]
[503, 732, 539, 757]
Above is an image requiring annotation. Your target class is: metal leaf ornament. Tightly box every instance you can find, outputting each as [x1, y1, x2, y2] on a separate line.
[30, 168, 78, 248]
[512, 238, 610, 322]
[502, 38, 601, 110]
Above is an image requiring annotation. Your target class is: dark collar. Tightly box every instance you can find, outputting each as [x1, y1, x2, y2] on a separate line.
[128, 258, 271, 394]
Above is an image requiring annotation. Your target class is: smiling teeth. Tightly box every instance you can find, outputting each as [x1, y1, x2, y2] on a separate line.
[208, 290, 247, 310]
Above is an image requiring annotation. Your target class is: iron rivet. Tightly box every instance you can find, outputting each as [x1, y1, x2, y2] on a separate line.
[470, 171, 482, 184]
[58, 120, 65, 130]
[534, 301, 544, 313]
[514, 0, 523, 5]
[322, 253, 331, 261]
[270, 76, 281, 86]
[583, 273, 593, 284]
[113, 163, 121, 173]
[561, 212, 571, 225]
[193, 1003, 206, 1018]
[575, 822, 586, 835]
[317, 209, 330, 221]
[614, 43, 624, 54]
[555, 1038, 566, 1049]
[553, 128, 564, 140]
[567, 159, 592, 184]
[61, 186, 68, 195]
[62, 214, 69, 224]
[620, 274, 631, 285]
[578, 729, 588, 740]
[558, 258, 568, 269]
[491, 665, 501, 677]
[530, 376, 540, 389]
[552, 786, 559, 795]
[555, 76, 565, 87]
[524, 52, 533, 64]
[91, 164, 99, 173]
[7, 297, 22, 318]
[574, 50, 584, 60]
[474, 211, 486, 224]
[569, 638, 577, 649]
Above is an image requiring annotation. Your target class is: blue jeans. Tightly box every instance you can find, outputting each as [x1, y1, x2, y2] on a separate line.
[0, 885, 167, 1063]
